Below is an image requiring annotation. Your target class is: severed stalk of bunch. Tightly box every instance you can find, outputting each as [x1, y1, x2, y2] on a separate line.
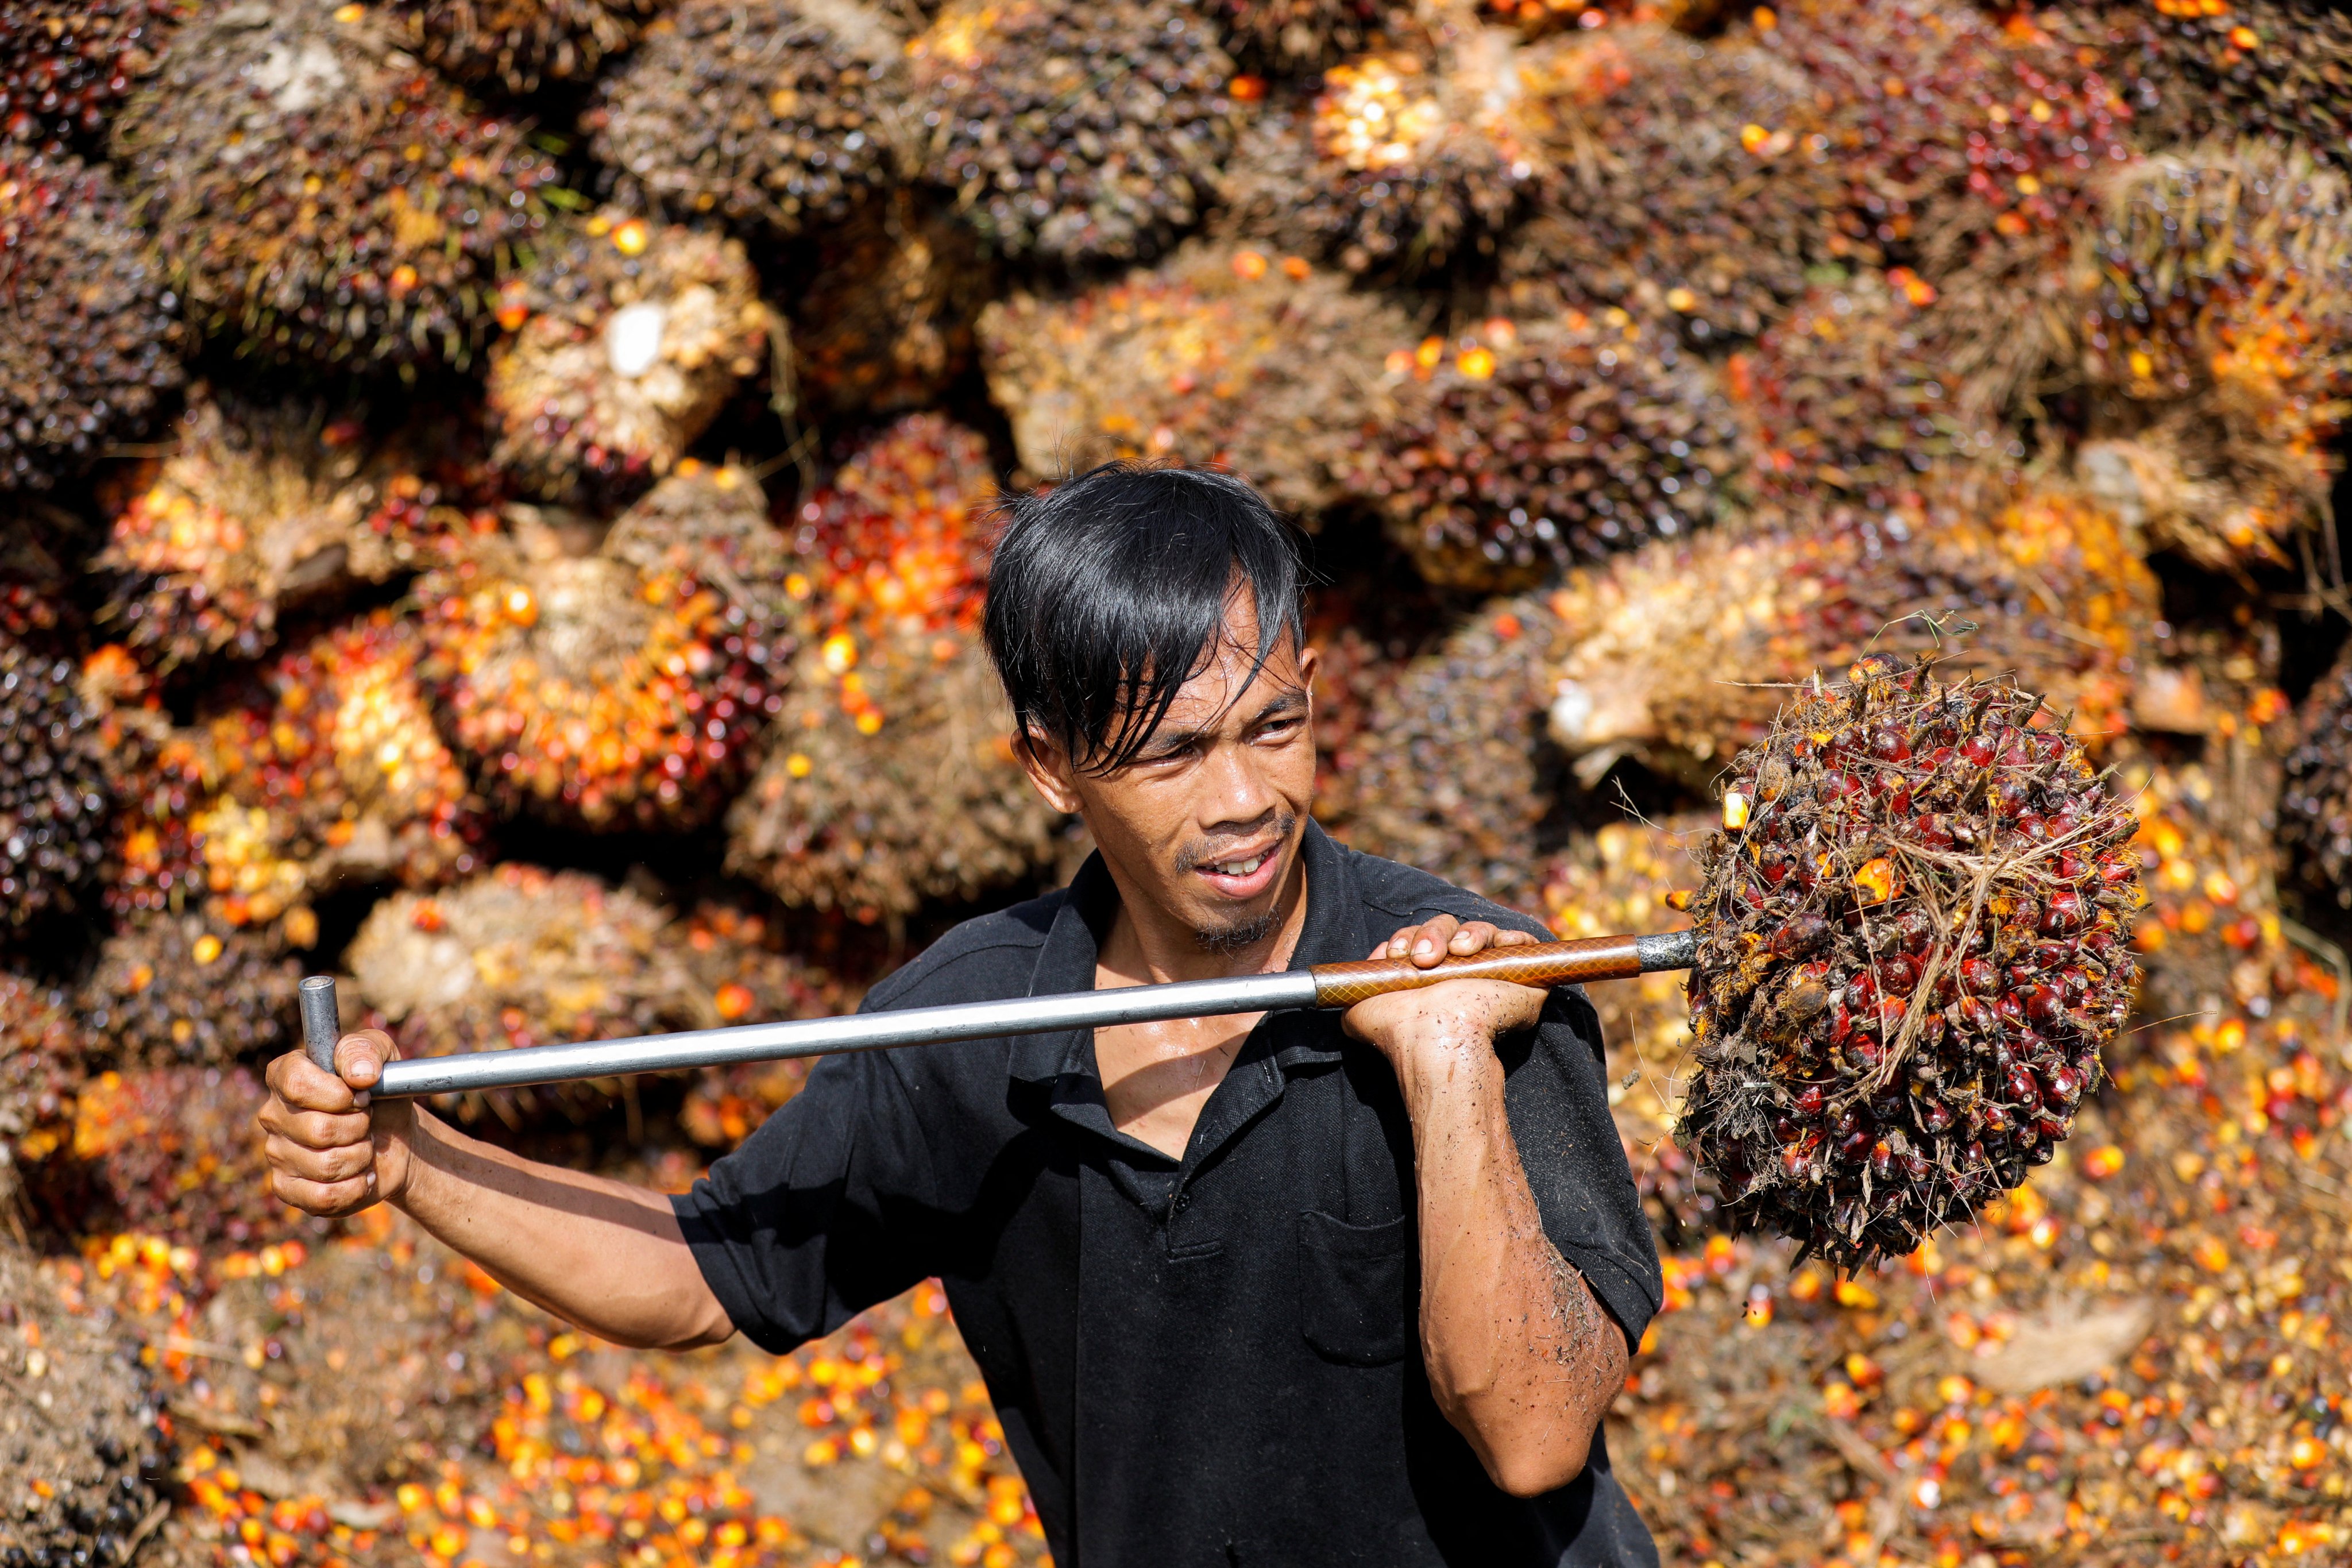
[1677, 653, 2143, 1270]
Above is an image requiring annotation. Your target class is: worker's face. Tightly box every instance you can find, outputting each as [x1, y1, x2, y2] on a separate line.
[1020, 591, 1319, 953]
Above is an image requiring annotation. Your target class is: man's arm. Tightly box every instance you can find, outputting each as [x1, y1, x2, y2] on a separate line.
[1349, 915, 1632, 1497]
[257, 1032, 735, 1350]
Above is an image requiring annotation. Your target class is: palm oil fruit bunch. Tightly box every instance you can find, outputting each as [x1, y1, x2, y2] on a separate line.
[1750, 0, 2135, 270]
[792, 191, 998, 416]
[588, 0, 906, 240]
[0, 1245, 167, 1568]
[1343, 594, 1570, 910]
[0, 608, 110, 933]
[1500, 25, 1841, 344]
[1241, 34, 1542, 277]
[979, 242, 1411, 517]
[78, 913, 300, 1069]
[1677, 654, 2143, 1269]
[1739, 268, 1994, 513]
[909, 0, 1241, 265]
[389, 0, 666, 93]
[417, 463, 795, 831]
[64, 1064, 292, 1249]
[94, 388, 469, 667]
[0, 153, 183, 493]
[1214, 0, 1393, 68]
[2053, 146, 2352, 571]
[0, 0, 187, 152]
[111, 0, 562, 371]
[728, 623, 1061, 920]
[2281, 648, 2352, 911]
[1, 972, 83, 1230]
[347, 866, 835, 1123]
[486, 209, 771, 503]
[1542, 487, 2157, 789]
[2068, 0, 2352, 171]
[1343, 310, 1737, 591]
[790, 414, 999, 639]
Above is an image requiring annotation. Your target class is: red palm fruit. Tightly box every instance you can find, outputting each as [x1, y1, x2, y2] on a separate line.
[486, 210, 770, 504]
[790, 414, 999, 642]
[347, 867, 839, 1127]
[910, 0, 1239, 265]
[112, 0, 562, 370]
[0, 151, 184, 492]
[0, 971, 84, 1232]
[586, 0, 906, 240]
[416, 461, 799, 831]
[979, 242, 1412, 520]
[1678, 659, 2141, 1269]
[64, 1064, 295, 1250]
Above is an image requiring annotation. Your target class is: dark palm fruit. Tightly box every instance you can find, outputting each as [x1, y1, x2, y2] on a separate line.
[346, 866, 838, 1126]
[2050, 146, 2352, 573]
[727, 623, 1064, 920]
[979, 241, 1414, 518]
[1340, 309, 1737, 591]
[1212, 0, 1393, 68]
[910, 0, 1240, 265]
[2059, 0, 2352, 172]
[111, 0, 562, 371]
[2281, 648, 2352, 910]
[1218, 36, 1539, 279]
[1344, 594, 1569, 910]
[1676, 655, 2142, 1270]
[1748, 0, 2136, 272]
[93, 387, 484, 669]
[486, 209, 771, 504]
[587, 0, 906, 240]
[78, 913, 299, 1069]
[0, 1245, 166, 1568]
[0, 0, 187, 152]
[0, 152, 184, 493]
[1500, 24, 1847, 344]
[416, 463, 798, 832]
[793, 190, 999, 416]
[0, 608, 110, 932]
[1299, 572, 1444, 834]
[389, 0, 667, 94]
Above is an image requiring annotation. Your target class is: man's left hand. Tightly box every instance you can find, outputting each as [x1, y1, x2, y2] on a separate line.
[1343, 914, 1547, 1081]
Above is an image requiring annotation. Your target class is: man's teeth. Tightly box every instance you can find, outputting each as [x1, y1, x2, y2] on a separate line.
[1212, 852, 1269, 877]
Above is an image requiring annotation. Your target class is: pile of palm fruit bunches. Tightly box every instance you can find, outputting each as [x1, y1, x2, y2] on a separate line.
[5, 0, 2352, 1561]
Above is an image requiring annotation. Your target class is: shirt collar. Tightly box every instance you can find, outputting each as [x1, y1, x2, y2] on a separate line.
[1007, 820, 1366, 1086]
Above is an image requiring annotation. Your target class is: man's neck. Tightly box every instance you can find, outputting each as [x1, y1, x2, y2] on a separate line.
[1095, 852, 1310, 988]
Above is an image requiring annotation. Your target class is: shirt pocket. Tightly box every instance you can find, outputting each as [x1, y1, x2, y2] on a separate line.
[1296, 1209, 1412, 1366]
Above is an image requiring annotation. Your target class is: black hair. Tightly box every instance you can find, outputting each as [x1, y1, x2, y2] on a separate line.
[982, 462, 1306, 775]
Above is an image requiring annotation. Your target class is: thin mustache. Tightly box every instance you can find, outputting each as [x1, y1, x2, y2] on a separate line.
[1175, 812, 1296, 874]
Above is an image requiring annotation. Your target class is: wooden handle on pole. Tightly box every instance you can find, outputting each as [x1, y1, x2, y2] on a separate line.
[1307, 930, 1693, 1007]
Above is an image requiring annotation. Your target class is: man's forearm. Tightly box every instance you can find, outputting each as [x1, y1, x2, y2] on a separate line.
[1401, 1041, 1629, 1497]
[394, 1110, 735, 1350]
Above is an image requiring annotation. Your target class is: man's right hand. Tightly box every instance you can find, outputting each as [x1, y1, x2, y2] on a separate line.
[258, 1029, 417, 1216]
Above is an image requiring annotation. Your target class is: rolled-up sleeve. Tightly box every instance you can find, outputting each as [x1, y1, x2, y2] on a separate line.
[1501, 988, 1666, 1352]
[672, 1048, 940, 1355]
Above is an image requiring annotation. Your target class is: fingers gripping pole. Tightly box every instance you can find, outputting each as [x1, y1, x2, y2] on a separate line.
[299, 975, 341, 1076]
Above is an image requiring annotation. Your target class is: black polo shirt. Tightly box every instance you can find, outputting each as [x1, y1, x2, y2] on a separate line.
[675, 824, 1663, 1566]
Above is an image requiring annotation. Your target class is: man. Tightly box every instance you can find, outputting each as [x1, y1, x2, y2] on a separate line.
[259, 465, 1664, 1566]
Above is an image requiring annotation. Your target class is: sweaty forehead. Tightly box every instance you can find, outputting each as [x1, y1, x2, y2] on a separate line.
[1150, 601, 1306, 730]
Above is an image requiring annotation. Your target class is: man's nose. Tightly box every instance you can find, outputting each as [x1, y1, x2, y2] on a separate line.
[1197, 741, 1279, 833]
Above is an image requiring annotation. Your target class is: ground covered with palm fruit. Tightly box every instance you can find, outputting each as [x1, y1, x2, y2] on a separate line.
[8, 0, 2352, 1562]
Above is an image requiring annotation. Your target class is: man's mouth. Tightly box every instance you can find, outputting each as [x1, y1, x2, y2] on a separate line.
[1192, 839, 1284, 899]
[1212, 851, 1270, 878]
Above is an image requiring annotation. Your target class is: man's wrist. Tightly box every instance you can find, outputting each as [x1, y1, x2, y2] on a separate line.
[1391, 1029, 1505, 1114]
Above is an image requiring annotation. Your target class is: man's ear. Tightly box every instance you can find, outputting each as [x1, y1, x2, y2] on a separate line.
[1015, 726, 1086, 817]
